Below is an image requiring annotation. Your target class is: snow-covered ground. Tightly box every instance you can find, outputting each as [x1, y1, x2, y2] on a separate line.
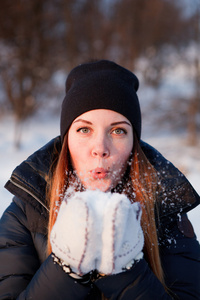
[0, 108, 199, 242]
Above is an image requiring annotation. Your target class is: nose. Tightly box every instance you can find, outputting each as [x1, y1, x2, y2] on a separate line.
[92, 149, 109, 158]
[91, 136, 110, 158]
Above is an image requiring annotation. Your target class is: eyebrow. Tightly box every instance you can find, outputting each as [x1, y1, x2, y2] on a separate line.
[73, 119, 92, 125]
[73, 119, 131, 126]
[111, 121, 131, 126]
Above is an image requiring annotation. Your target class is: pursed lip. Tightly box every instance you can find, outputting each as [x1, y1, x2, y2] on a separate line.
[90, 168, 109, 179]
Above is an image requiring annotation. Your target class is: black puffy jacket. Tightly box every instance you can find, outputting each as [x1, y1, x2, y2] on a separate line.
[0, 137, 200, 300]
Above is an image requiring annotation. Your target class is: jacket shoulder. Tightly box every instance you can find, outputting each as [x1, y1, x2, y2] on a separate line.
[140, 140, 200, 217]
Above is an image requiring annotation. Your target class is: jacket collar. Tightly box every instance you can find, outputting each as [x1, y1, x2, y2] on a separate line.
[5, 137, 200, 219]
[4, 136, 61, 217]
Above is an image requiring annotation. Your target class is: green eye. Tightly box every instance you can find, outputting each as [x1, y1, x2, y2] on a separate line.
[77, 127, 90, 133]
[112, 128, 127, 135]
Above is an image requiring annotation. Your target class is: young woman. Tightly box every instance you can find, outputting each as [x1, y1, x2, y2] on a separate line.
[0, 60, 199, 299]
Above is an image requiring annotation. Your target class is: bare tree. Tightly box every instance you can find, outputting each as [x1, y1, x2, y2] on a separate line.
[0, 0, 62, 147]
[60, 0, 110, 69]
[110, 0, 191, 74]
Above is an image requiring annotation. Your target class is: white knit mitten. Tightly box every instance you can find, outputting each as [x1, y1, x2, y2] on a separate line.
[50, 190, 108, 275]
[50, 190, 144, 276]
[97, 194, 144, 274]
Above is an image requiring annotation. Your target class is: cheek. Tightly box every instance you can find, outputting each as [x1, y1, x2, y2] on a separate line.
[68, 134, 79, 168]
[68, 137, 88, 171]
[115, 141, 133, 164]
[68, 146, 78, 168]
[69, 145, 82, 168]
[117, 151, 131, 171]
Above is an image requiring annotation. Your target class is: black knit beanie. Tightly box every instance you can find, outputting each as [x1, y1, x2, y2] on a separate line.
[60, 60, 141, 143]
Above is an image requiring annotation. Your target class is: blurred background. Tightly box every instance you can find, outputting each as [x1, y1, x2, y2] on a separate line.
[0, 0, 199, 238]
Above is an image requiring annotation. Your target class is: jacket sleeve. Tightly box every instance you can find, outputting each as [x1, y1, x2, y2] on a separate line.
[160, 214, 200, 300]
[95, 259, 173, 300]
[0, 200, 90, 300]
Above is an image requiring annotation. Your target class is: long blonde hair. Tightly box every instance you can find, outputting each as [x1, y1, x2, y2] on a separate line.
[47, 132, 165, 287]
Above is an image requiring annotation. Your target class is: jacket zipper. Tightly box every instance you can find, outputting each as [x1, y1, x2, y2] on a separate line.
[9, 178, 50, 212]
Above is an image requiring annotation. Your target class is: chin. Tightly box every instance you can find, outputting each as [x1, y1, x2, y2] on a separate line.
[84, 180, 113, 193]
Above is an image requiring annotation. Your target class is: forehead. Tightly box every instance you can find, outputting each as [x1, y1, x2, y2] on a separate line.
[73, 109, 131, 124]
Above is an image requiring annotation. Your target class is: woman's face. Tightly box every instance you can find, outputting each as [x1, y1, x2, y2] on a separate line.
[68, 109, 133, 192]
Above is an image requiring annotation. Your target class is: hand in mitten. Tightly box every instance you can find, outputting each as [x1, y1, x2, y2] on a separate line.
[50, 190, 103, 275]
[97, 193, 144, 275]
